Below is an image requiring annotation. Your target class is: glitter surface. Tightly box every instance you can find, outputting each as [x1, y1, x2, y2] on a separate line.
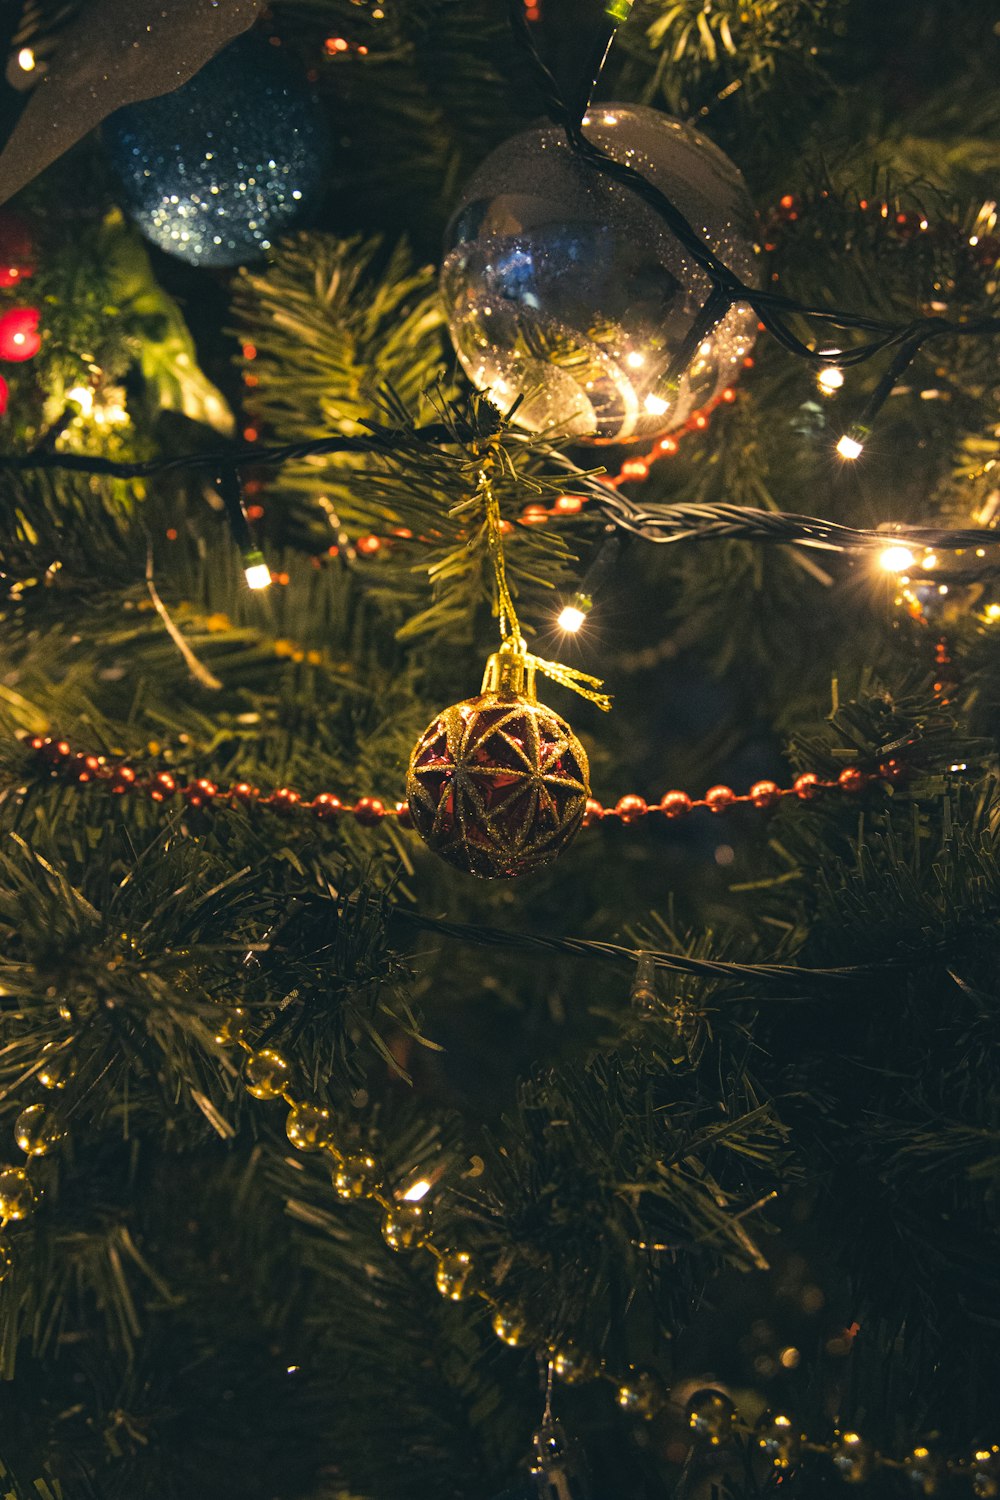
[406, 691, 590, 879]
[441, 105, 761, 445]
[104, 34, 328, 267]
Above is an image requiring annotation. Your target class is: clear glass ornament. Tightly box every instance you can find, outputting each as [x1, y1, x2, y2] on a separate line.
[441, 104, 760, 446]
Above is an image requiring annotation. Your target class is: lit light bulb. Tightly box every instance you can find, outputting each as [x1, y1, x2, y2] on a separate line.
[402, 1177, 432, 1202]
[643, 393, 670, 417]
[817, 365, 844, 393]
[836, 432, 864, 460]
[66, 384, 94, 415]
[921, 553, 937, 569]
[17, 48, 35, 71]
[557, 604, 587, 634]
[985, 603, 1000, 621]
[879, 546, 916, 573]
[243, 550, 271, 590]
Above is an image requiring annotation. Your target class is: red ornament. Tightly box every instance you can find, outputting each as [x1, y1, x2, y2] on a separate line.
[0, 307, 40, 361]
[0, 374, 8, 415]
[660, 790, 692, 818]
[406, 644, 590, 878]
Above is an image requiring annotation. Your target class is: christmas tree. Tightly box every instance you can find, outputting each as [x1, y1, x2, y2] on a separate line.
[0, 1, 999, 1495]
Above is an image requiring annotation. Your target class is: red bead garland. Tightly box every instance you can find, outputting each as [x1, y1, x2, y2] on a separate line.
[25, 737, 890, 838]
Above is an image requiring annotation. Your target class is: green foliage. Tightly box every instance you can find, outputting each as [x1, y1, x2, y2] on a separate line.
[2, 1, 1000, 1496]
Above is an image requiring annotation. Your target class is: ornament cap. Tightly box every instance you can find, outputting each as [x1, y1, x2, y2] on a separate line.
[481, 638, 536, 701]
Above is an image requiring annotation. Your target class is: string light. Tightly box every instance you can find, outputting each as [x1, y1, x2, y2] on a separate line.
[836, 430, 865, 461]
[402, 1178, 433, 1202]
[879, 545, 916, 572]
[817, 365, 844, 393]
[16, 48, 35, 71]
[556, 604, 588, 633]
[242, 550, 272, 590]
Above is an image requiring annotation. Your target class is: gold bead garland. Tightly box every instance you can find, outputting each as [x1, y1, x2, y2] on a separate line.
[214, 1014, 998, 1488]
[0, 1096, 70, 1279]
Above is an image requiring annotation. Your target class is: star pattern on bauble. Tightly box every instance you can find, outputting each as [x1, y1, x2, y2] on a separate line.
[406, 691, 590, 879]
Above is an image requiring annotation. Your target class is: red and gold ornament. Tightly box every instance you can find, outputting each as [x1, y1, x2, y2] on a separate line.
[406, 640, 590, 879]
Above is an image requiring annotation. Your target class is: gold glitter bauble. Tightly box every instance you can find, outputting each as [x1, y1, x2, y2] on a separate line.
[616, 1368, 667, 1420]
[406, 648, 589, 879]
[435, 1249, 475, 1301]
[14, 1104, 64, 1157]
[0, 1166, 35, 1221]
[285, 1103, 335, 1152]
[332, 1152, 381, 1201]
[244, 1047, 291, 1100]
[381, 1200, 431, 1252]
[491, 1307, 527, 1347]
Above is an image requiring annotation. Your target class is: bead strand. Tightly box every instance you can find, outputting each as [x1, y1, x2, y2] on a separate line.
[212, 1012, 997, 1491]
[0, 1094, 70, 1280]
[27, 736, 897, 835]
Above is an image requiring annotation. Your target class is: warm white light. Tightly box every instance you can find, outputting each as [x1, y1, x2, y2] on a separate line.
[402, 1178, 431, 1202]
[625, 350, 645, 369]
[879, 546, 915, 573]
[643, 393, 669, 416]
[985, 603, 1000, 621]
[67, 384, 94, 415]
[921, 553, 938, 569]
[836, 433, 864, 460]
[244, 561, 272, 590]
[17, 47, 35, 71]
[11, 331, 25, 346]
[557, 604, 587, 634]
[817, 365, 844, 393]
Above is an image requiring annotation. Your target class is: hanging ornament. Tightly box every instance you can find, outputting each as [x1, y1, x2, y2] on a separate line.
[103, 32, 328, 268]
[0, 307, 40, 360]
[407, 640, 591, 879]
[406, 471, 607, 879]
[441, 104, 759, 445]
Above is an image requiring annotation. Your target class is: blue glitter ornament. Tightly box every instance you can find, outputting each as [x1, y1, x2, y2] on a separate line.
[104, 33, 328, 268]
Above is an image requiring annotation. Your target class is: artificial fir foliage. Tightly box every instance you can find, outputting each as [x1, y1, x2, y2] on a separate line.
[0, 1, 999, 1497]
